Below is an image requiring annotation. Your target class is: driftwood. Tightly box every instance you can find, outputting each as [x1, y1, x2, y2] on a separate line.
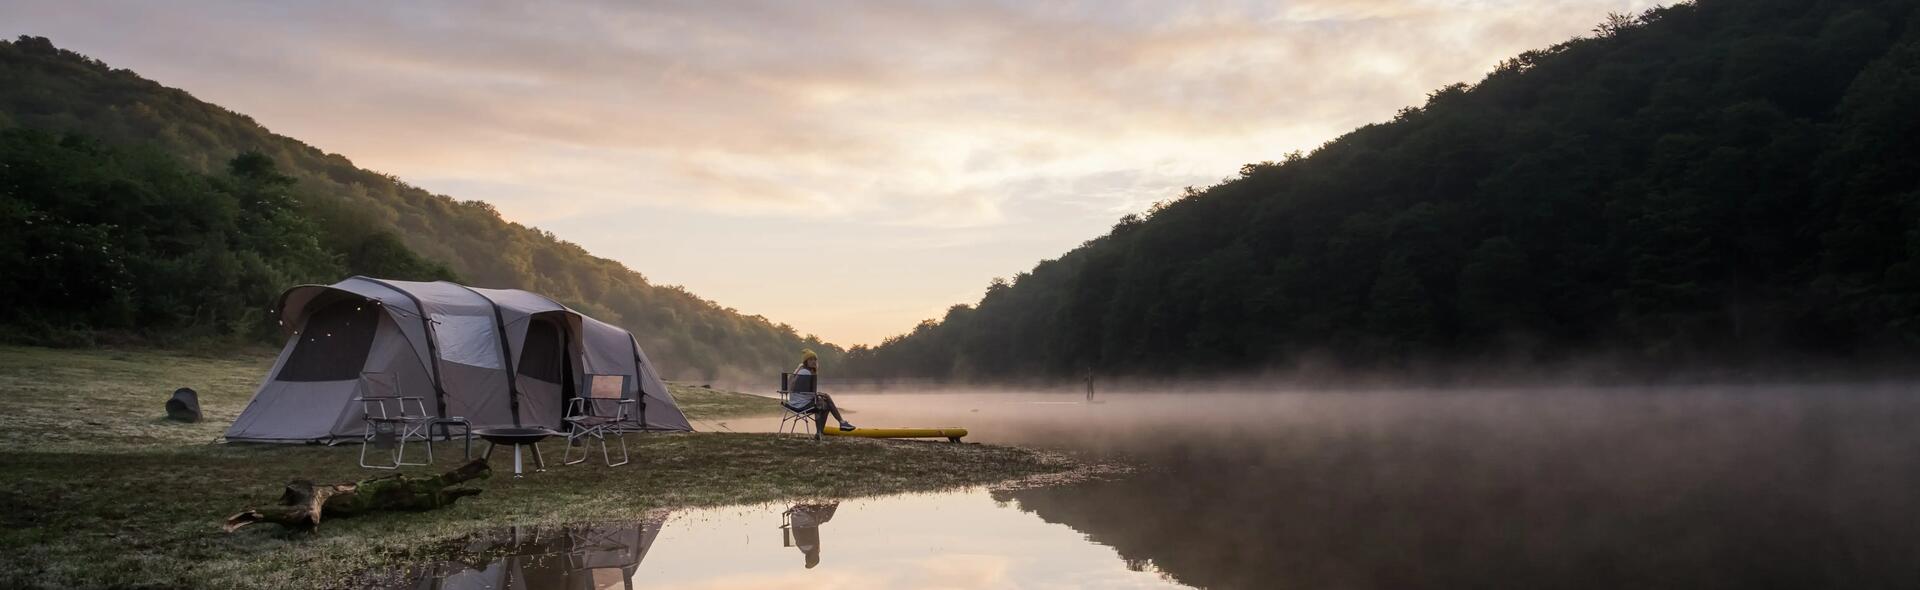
[224, 459, 491, 532]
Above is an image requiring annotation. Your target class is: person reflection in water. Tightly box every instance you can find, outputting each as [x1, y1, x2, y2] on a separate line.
[785, 502, 840, 569]
[786, 349, 854, 433]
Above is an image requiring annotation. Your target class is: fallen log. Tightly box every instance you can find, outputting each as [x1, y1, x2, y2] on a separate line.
[224, 459, 491, 532]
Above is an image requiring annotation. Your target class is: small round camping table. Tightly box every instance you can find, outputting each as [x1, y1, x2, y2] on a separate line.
[473, 428, 559, 478]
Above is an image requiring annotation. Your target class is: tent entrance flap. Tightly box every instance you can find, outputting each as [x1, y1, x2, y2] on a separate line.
[519, 318, 568, 384]
[514, 314, 575, 430]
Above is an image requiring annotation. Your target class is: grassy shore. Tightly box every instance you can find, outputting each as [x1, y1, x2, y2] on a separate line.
[0, 346, 1075, 589]
[664, 381, 784, 420]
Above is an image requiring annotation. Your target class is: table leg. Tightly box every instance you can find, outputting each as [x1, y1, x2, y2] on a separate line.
[512, 444, 525, 478]
[532, 442, 548, 471]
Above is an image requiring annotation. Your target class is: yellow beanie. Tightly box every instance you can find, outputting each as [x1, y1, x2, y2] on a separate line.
[801, 349, 818, 362]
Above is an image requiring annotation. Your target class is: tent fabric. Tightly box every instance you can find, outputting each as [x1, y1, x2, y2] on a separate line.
[225, 277, 693, 443]
[228, 310, 440, 442]
[581, 315, 691, 432]
[468, 286, 575, 430]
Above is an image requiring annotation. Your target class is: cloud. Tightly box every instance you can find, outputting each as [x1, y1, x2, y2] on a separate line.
[0, 0, 1661, 344]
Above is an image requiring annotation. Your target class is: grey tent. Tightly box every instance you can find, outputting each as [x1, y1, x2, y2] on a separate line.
[224, 277, 691, 443]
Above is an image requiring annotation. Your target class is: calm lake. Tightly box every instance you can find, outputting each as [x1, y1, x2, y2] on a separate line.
[385, 386, 1920, 589]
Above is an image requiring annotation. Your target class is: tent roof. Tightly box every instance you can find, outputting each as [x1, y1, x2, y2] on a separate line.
[260, 277, 692, 432]
[468, 286, 570, 318]
[273, 277, 424, 333]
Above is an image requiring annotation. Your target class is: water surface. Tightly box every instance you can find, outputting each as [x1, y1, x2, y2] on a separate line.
[385, 490, 1186, 589]
[401, 385, 1920, 589]
[826, 387, 1920, 588]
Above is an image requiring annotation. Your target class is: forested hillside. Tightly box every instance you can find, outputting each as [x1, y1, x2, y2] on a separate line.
[0, 129, 454, 343]
[846, 0, 1920, 381]
[0, 36, 838, 380]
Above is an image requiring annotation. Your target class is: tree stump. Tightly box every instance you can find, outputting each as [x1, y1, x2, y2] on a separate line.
[223, 459, 490, 532]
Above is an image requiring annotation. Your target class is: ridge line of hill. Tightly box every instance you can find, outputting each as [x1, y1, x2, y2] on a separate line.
[0, 35, 839, 381]
[844, 0, 1920, 382]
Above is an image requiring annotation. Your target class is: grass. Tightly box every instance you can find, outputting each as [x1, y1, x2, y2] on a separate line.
[0, 345, 1076, 589]
[665, 381, 784, 420]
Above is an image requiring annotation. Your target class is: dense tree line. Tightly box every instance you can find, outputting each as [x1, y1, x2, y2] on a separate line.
[0, 129, 451, 343]
[0, 36, 837, 380]
[846, 0, 1920, 381]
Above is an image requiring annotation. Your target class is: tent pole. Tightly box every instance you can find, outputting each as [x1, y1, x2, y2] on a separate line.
[629, 335, 648, 430]
[453, 283, 524, 427]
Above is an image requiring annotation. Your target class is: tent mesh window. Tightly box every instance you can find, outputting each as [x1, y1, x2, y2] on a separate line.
[279, 300, 381, 381]
[519, 317, 568, 384]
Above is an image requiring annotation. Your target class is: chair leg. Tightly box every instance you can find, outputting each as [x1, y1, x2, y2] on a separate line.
[415, 422, 433, 465]
[603, 429, 629, 467]
[394, 422, 431, 467]
[422, 425, 433, 464]
[780, 412, 817, 438]
[563, 428, 592, 465]
[360, 431, 397, 470]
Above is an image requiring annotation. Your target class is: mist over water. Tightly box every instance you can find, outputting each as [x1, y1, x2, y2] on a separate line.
[810, 386, 1920, 589]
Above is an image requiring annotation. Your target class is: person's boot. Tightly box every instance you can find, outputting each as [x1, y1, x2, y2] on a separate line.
[838, 421, 855, 432]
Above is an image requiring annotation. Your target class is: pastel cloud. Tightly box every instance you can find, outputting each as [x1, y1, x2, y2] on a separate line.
[1, 0, 1661, 344]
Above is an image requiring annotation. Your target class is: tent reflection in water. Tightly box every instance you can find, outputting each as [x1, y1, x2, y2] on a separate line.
[223, 276, 690, 443]
[408, 520, 664, 590]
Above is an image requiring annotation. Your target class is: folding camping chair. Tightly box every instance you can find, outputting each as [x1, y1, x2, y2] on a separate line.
[355, 372, 436, 469]
[777, 372, 818, 438]
[780, 506, 798, 546]
[564, 374, 634, 466]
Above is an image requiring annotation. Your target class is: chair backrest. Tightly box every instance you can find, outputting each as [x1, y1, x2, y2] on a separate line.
[780, 372, 791, 393]
[358, 372, 427, 419]
[573, 374, 629, 420]
[587, 374, 625, 400]
[790, 372, 817, 393]
[360, 372, 401, 398]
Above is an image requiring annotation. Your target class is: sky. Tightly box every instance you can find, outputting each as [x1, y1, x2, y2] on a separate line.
[3, 0, 1660, 345]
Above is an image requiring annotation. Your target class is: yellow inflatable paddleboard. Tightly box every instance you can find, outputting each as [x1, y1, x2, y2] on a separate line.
[821, 426, 968, 442]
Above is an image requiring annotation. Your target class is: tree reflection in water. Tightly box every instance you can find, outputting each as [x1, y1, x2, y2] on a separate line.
[989, 388, 1920, 589]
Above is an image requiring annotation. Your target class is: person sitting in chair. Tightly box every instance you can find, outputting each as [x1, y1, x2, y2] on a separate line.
[787, 349, 854, 432]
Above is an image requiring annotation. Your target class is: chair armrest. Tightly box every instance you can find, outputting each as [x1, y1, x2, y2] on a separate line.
[355, 396, 399, 420]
